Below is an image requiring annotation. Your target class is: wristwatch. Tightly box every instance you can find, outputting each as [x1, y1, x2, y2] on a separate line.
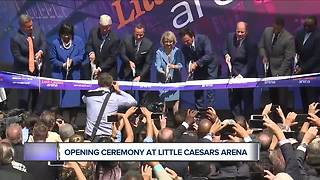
[207, 132, 214, 137]
[300, 142, 308, 149]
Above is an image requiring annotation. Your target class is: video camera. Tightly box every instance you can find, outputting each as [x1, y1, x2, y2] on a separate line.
[147, 102, 164, 113]
[0, 108, 28, 138]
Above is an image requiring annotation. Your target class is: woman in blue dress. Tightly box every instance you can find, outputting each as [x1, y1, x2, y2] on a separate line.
[49, 23, 85, 122]
[155, 31, 184, 115]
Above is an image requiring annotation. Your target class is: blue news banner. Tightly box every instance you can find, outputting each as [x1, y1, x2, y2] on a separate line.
[24, 143, 260, 161]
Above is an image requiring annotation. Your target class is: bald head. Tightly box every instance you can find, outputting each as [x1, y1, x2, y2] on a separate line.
[59, 123, 75, 142]
[198, 119, 213, 138]
[6, 123, 22, 144]
[275, 173, 293, 180]
[157, 128, 175, 143]
[236, 21, 248, 40]
[257, 132, 272, 151]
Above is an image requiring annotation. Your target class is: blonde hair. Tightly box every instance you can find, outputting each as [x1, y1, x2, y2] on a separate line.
[0, 140, 14, 165]
[160, 31, 177, 46]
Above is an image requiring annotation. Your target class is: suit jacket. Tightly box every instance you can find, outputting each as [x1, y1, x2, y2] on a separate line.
[10, 25, 47, 74]
[25, 161, 59, 180]
[295, 28, 320, 74]
[120, 35, 154, 81]
[208, 162, 250, 180]
[259, 27, 295, 76]
[224, 33, 257, 78]
[155, 46, 184, 83]
[280, 142, 302, 180]
[0, 164, 33, 180]
[12, 144, 24, 164]
[296, 148, 308, 178]
[49, 35, 85, 108]
[50, 35, 85, 80]
[86, 27, 120, 79]
[181, 34, 218, 80]
[174, 124, 188, 140]
[296, 148, 320, 180]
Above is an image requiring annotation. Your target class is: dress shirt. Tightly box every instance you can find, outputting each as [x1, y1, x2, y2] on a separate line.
[82, 87, 137, 136]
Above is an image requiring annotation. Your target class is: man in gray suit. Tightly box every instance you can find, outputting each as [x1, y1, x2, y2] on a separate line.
[259, 16, 295, 112]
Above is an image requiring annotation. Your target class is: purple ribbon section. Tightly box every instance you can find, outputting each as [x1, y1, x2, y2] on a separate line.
[24, 143, 57, 161]
[1, 71, 320, 91]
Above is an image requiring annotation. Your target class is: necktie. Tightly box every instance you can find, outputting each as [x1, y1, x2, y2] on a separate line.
[27, 36, 35, 73]
[190, 45, 195, 53]
[235, 39, 241, 48]
[303, 32, 311, 45]
[134, 41, 141, 60]
[100, 34, 108, 52]
[272, 33, 279, 46]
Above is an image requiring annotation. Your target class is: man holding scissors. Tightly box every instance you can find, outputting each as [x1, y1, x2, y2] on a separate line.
[10, 14, 46, 113]
[180, 27, 218, 109]
[224, 21, 257, 119]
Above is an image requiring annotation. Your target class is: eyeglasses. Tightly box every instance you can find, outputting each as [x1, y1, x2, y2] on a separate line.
[164, 40, 174, 44]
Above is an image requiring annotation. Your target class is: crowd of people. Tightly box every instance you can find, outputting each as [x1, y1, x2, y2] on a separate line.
[0, 12, 320, 180]
[1, 83, 320, 179]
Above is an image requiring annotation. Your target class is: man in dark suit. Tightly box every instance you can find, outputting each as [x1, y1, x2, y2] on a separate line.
[86, 14, 121, 80]
[120, 23, 154, 82]
[295, 16, 320, 112]
[180, 28, 218, 109]
[259, 16, 295, 113]
[295, 127, 319, 180]
[263, 115, 302, 180]
[10, 14, 47, 113]
[224, 21, 257, 119]
[120, 24, 154, 104]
